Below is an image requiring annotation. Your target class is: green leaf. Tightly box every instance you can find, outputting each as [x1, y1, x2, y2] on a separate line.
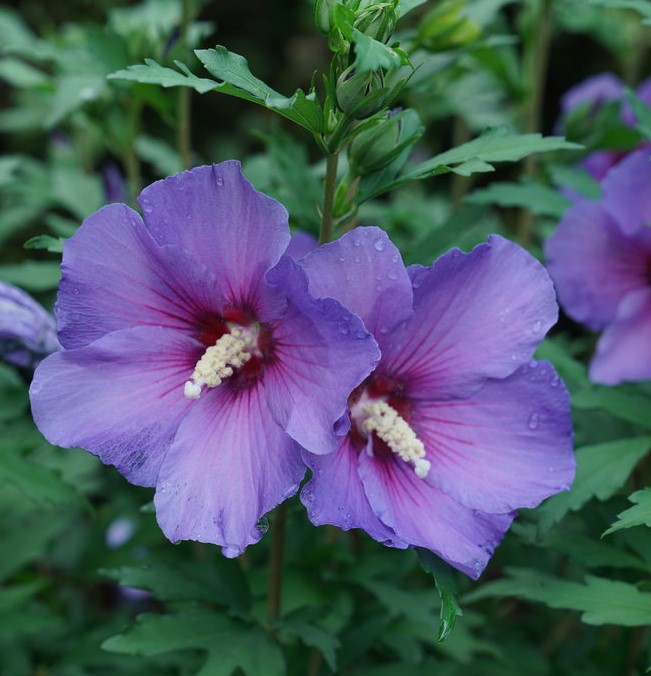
[0, 446, 85, 508]
[403, 127, 581, 181]
[103, 610, 285, 676]
[351, 30, 405, 73]
[195, 46, 323, 133]
[624, 87, 651, 140]
[537, 436, 651, 533]
[0, 365, 28, 421]
[398, 0, 430, 17]
[416, 548, 463, 642]
[0, 57, 49, 88]
[590, 0, 651, 24]
[135, 135, 183, 176]
[45, 74, 107, 128]
[572, 385, 651, 429]
[0, 261, 61, 290]
[466, 180, 571, 218]
[604, 488, 651, 536]
[276, 615, 340, 671]
[549, 164, 601, 200]
[24, 235, 65, 253]
[102, 560, 250, 612]
[465, 568, 651, 626]
[109, 58, 217, 94]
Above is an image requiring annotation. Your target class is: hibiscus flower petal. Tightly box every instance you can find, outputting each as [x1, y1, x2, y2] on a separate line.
[300, 226, 414, 344]
[300, 439, 406, 548]
[29, 326, 201, 487]
[138, 162, 290, 310]
[545, 200, 650, 329]
[264, 257, 380, 455]
[411, 360, 574, 513]
[154, 383, 305, 556]
[56, 203, 223, 350]
[602, 150, 651, 235]
[590, 288, 651, 385]
[382, 235, 557, 399]
[358, 453, 514, 579]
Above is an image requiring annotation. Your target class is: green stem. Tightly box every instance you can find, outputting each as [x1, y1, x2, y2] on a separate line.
[177, 0, 192, 169]
[516, 0, 553, 246]
[124, 100, 143, 204]
[319, 152, 339, 244]
[267, 503, 287, 627]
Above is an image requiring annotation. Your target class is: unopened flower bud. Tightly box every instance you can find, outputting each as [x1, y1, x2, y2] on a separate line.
[349, 108, 424, 174]
[418, 0, 481, 52]
[314, 0, 340, 35]
[353, 0, 399, 43]
[336, 67, 386, 119]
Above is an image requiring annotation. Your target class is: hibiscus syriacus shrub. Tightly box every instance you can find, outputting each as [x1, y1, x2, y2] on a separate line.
[2, 1, 651, 675]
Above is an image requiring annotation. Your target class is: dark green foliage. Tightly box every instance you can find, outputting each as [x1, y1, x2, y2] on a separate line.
[2, 1, 651, 675]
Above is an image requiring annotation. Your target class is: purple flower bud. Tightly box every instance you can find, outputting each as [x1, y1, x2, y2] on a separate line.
[0, 281, 60, 369]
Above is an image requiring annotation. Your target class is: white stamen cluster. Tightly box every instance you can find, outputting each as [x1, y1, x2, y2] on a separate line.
[363, 400, 431, 479]
[183, 329, 253, 399]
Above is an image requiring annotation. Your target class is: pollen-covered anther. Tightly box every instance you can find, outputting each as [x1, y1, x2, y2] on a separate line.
[183, 329, 253, 399]
[363, 400, 430, 479]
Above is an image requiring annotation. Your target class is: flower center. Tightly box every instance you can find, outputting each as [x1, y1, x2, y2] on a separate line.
[183, 328, 256, 399]
[360, 399, 430, 479]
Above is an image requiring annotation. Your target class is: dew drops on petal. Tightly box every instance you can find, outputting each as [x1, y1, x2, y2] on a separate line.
[387, 270, 398, 280]
[215, 176, 224, 187]
[532, 319, 542, 334]
[373, 238, 386, 251]
[527, 412, 540, 430]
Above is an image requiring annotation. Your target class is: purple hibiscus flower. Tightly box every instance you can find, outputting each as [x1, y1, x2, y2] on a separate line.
[297, 227, 574, 578]
[558, 73, 651, 184]
[545, 150, 651, 385]
[29, 161, 380, 556]
[0, 281, 60, 368]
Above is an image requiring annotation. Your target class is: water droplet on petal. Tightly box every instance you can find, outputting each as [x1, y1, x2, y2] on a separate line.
[528, 360, 538, 369]
[373, 238, 386, 251]
[550, 375, 560, 387]
[379, 326, 389, 334]
[356, 330, 366, 339]
[387, 270, 398, 280]
[338, 321, 350, 335]
[532, 320, 542, 334]
[354, 255, 361, 263]
[353, 238, 361, 247]
[528, 412, 540, 430]
[141, 200, 153, 213]
[215, 176, 224, 187]
[338, 254, 346, 262]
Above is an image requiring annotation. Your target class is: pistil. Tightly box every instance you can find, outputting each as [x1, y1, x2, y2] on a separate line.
[183, 329, 253, 399]
[363, 400, 431, 479]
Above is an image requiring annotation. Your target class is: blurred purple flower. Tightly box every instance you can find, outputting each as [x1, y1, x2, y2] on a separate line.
[545, 150, 651, 385]
[102, 162, 127, 204]
[285, 230, 318, 261]
[299, 228, 574, 578]
[0, 281, 60, 368]
[30, 162, 379, 557]
[558, 73, 651, 184]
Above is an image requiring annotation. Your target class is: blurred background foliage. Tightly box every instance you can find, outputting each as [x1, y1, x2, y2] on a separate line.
[2, 0, 651, 674]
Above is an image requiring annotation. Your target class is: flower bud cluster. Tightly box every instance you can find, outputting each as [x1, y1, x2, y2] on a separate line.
[417, 0, 481, 52]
